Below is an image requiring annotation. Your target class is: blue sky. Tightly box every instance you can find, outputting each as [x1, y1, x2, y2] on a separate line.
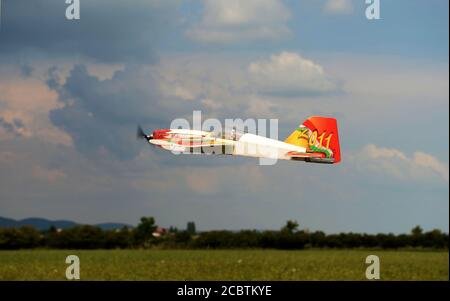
[0, 0, 448, 233]
[163, 0, 449, 60]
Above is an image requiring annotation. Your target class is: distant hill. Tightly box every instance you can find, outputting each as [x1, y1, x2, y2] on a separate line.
[0, 217, 132, 231]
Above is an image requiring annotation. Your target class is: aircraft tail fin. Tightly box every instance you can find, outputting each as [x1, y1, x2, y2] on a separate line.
[284, 116, 341, 164]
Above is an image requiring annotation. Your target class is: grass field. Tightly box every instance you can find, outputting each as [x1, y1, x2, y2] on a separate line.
[0, 249, 448, 280]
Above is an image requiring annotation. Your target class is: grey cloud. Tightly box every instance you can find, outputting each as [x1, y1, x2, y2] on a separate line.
[0, 117, 15, 133]
[48, 64, 206, 160]
[13, 118, 24, 128]
[0, 0, 178, 63]
[20, 64, 34, 77]
[0, 117, 25, 136]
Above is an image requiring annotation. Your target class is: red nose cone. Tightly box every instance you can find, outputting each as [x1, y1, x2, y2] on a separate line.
[152, 129, 170, 139]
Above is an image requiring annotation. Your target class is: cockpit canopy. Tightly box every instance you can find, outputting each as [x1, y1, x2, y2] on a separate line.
[211, 128, 244, 141]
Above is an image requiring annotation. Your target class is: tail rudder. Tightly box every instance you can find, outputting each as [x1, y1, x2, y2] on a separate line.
[284, 116, 341, 164]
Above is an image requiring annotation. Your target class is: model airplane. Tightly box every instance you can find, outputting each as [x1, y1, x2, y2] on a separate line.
[138, 116, 341, 164]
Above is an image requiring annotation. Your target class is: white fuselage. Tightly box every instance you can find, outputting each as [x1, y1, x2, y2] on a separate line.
[149, 129, 307, 160]
[233, 133, 306, 160]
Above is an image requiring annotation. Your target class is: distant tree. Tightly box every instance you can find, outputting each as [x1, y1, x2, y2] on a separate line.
[396, 234, 410, 248]
[0, 228, 21, 249]
[194, 231, 234, 248]
[121, 226, 130, 232]
[168, 226, 178, 233]
[259, 231, 277, 248]
[423, 229, 446, 249]
[134, 217, 157, 246]
[19, 226, 42, 248]
[52, 225, 105, 249]
[378, 233, 399, 249]
[281, 220, 299, 234]
[1, 216, 448, 250]
[232, 230, 260, 248]
[309, 231, 326, 248]
[174, 231, 192, 244]
[411, 225, 424, 247]
[0, 227, 41, 249]
[49, 225, 57, 233]
[103, 228, 133, 249]
[187, 221, 196, 235]
[411, 225, 423, 236]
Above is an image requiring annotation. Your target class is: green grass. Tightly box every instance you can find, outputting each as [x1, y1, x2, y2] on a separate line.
[0, 249, 447, 280]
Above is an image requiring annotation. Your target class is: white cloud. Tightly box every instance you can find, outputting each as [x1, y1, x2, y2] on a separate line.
[324, 0, 354, 14]
[0, 72, 72, 145]
[187, 0, 291, 43]
[156, 52, 340, 120]
[351, 144, 449, 182]
[156, 54, 251, 115]
[413, 152, 449, 182]
[248, 52, 338, 96]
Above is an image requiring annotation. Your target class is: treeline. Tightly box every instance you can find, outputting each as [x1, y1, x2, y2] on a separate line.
[0, 218, 448, 250]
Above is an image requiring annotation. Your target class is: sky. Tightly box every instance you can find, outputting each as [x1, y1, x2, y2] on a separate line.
[0, 0, 448, 233]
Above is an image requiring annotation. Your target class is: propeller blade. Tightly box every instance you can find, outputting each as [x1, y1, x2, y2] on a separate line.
[137, 125, 150, 140]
